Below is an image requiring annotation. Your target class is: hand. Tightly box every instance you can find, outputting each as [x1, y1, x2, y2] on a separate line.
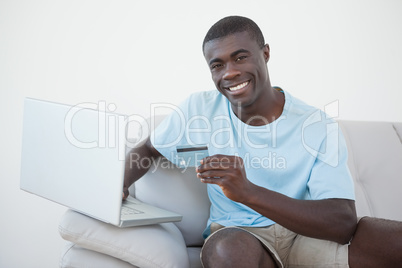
[196, 154, 255, 203]
[122, 187, 129, 200]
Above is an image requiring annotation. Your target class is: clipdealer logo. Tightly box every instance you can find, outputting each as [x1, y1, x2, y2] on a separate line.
[302, 100, 340, 167]
[64, 101, 149, 160]
[63, 100, 341, 167]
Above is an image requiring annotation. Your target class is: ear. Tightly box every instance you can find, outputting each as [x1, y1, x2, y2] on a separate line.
[263, 44, 270, 63]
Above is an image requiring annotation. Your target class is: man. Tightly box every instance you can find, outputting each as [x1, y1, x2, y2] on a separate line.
[124, 16, 402, 267]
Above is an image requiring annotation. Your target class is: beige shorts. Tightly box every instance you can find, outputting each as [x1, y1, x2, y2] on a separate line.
[205, 222, 349, 268]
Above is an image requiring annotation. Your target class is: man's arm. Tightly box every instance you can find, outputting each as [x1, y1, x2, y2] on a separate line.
[245, 187, 357, 244]
[123, 136, 162, 199]
[196, 155, 357, 245]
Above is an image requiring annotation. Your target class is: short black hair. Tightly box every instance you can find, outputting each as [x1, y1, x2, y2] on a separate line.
[202, 16, 265, 53]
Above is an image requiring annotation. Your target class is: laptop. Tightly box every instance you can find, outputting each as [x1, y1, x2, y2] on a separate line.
[20, 98, 182, 227]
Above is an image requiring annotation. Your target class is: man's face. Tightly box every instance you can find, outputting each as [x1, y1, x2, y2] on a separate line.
[203, 31, 270, 109]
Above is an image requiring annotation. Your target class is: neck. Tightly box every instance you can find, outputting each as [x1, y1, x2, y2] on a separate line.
[231, 87, 285, 126]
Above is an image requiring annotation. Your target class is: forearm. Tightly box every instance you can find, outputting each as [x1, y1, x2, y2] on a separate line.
[123, 137, 161, 197]
[244, 184, 357, 244]
[196, 155, 357, 244]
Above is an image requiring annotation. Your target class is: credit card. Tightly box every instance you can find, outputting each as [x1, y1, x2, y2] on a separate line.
[176, 144, 209, 168]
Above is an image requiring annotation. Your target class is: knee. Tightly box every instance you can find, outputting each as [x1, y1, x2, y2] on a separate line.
[349, 217, 402, 266]
[201, 228, 243, 266]
[201, 228, 270, 268]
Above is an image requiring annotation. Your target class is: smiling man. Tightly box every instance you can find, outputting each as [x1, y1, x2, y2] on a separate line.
[197, 16, 355, 268]
[203, 30, 284, 126]
[124, 16, 402, 267]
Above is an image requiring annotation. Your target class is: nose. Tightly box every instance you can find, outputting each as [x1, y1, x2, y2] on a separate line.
[222, 63, 241, 80]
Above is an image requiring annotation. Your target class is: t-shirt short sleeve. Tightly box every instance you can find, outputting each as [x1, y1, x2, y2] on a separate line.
[307, 124, 355, 200]
[150, 97, 190, 166]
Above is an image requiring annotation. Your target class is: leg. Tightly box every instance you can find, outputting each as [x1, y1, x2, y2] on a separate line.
[349, 217, 402, 267]
[201, 227, 277, 268]
[287, 232, 349, 267]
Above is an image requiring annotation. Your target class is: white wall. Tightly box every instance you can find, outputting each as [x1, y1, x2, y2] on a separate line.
[1, 0, 401, 267]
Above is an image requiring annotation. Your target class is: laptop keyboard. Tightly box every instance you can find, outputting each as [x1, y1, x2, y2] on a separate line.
[121, 206, 144, 215]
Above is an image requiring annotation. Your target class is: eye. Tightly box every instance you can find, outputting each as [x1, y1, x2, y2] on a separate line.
[235, 55, 248, 62]
[211, 63, 223, 70]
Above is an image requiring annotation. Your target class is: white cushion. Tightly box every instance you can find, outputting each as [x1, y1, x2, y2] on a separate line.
[60, 242, 137, 268]
[393, 122, 402, 142]
[59, 210, 189, 268]
[187, 247, 202, 268]
[134, 163, 210, 246]
[339, 120, 402, 221]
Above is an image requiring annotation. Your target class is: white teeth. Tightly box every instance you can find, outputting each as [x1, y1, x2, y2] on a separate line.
[229, 81, 249, 91]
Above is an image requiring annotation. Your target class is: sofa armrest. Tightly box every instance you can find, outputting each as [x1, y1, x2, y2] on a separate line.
[59, 209, 190, 268]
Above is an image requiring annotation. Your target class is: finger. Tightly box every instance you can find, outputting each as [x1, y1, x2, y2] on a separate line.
[197, 169, 227, 179]
[198, 155, 236, 172]
[196, 160, 234, 173]
[122, 188, 129, 200]
[198, 175, 224, 185]
[201, 154, 236, 165]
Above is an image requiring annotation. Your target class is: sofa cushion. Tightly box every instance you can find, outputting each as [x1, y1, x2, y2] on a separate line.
[60, 242, 137, 268]
[393, 122, 402, 143]
[134, 162, 210, 247]
[187, 247, 203, 268]
[59, 209, 189, 268]
[339, 121, 402, 221]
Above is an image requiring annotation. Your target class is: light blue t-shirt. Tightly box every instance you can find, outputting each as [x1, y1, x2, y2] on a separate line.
[150, 90, 355, 238]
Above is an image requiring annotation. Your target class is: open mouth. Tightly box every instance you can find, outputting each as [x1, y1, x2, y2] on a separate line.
[226, 81, 250, 92]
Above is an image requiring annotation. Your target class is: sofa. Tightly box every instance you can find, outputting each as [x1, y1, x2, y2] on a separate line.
[58, 120, 402, 268]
